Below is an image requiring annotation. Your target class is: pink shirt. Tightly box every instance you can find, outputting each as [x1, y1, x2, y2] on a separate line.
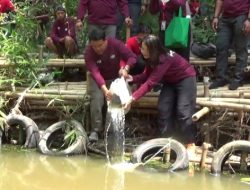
[120, 36, 141, 68]
[0, 0, 14, 13]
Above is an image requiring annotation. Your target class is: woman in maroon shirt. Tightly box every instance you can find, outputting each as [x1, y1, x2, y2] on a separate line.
[124, 35, 197, 149]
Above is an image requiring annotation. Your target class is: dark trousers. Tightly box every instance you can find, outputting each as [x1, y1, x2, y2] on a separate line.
[117, 3, 142, 38]
[129, 56, 145, 75]
[216, 15, 249, 82]
[89, 76, 113, 133]
[157, 76, 197, 144]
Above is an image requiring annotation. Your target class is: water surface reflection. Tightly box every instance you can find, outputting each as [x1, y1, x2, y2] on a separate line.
[0, 149, 249, 190]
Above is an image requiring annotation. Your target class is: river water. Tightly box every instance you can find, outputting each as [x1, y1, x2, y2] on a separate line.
[0, 147, 249, 190]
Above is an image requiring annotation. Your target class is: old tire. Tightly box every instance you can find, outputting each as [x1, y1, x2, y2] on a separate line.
[131, 138, 189, 171]
[211, 140, 250, 175]
[38, 120, 87, 156]
[6, 114, 40, 148]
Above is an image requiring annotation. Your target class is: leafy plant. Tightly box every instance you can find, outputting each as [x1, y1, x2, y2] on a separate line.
[191, 0, 216, 44]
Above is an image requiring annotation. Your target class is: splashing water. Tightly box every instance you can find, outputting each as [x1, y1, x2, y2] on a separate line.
[105, 77, 131, 164]
[105, 103, 125, 164]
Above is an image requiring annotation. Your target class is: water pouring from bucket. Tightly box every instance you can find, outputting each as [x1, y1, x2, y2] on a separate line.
[105, 77, 131, 164]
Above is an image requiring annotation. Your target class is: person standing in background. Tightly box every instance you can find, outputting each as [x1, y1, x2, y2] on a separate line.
[209, 0, 250, 90]
[116, 0, 149, 38]
[76, 0, 133, 38]
[149, 0, 191, 61]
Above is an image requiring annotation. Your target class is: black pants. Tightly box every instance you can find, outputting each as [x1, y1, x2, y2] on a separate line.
[157, 76, 197, 144]
[129, 56, 145, 75]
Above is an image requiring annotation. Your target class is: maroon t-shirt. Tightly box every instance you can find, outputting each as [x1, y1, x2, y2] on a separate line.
[149, 0, 186, 27]
[132, 52, 196, 100]
[77, 0, 129, 25]
[85, 38, 137, 88]
[50, 17, 76, 43]
[223, 0, 250, 18]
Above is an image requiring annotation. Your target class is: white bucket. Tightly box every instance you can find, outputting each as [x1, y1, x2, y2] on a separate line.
[109, 77, 131, 114]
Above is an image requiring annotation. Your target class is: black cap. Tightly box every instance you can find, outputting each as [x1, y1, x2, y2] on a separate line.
[55, 5, 66, 13]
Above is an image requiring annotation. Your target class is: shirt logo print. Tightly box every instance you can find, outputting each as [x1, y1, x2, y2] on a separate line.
[96, 60, 102, 64]
[110, 54, 116, 59]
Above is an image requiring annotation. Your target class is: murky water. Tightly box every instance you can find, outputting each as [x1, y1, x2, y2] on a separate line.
[0, 148, 249, 190]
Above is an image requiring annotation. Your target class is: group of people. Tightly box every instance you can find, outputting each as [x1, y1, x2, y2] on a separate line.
[44, 0, 250, 153]
[2, 0, 250, 154]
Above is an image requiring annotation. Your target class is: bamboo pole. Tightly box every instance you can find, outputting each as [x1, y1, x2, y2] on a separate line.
[196, 100, 250, 111]
[200, 92, 250, 98]
[197, 97, 250, 104]
[199, 143, 211, 170]
[0, 92, 87, 100]
[192, 107, 210, 121]
[244, 66, 250, 72]
[25, 99, 77, 105]
[15, 88, 87, 95]
[45, 59, 85, 68]
[126, 26, 131, 42]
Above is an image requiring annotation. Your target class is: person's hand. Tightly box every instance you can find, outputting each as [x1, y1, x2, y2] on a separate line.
[125, 17, 133, 27]
[211, 17, 219, 32]
[243, 19, 250, 35]
[76, 19, 83, 31]
[126, 74, 133, 82]
[141, 5, 146, 15]
[119, 68, 129, 78]
[104, 89, 113, 101]
[122, 97, 133, 113]
[59, 37, 65, 43]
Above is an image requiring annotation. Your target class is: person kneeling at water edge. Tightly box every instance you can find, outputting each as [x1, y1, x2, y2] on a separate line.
[123, 35, 197, 152]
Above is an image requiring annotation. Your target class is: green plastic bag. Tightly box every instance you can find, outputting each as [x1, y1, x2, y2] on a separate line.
[165, 7, 190, 48]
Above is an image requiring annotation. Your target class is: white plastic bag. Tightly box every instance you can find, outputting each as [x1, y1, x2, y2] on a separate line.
[109, 77, 131, 113]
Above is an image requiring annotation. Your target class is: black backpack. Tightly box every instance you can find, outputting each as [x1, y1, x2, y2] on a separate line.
[191, 42, 216, 59]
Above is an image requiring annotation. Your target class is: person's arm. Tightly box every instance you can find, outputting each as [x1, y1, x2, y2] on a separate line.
[117, 0, 130, 18]
[76, 0, 88, 30]
[85, 49, 106, 88]
[243, 6, 250, 34]
[211, 0, 223, 31]
[77, 0, 88, 21]
[67, 18, 76, 39]
[50, 22, 60, 43]
[115, 40, 137, 76]
[117, 0, 133, 26]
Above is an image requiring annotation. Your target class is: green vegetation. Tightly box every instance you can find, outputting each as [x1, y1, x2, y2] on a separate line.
[192, 0, 216, 43]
